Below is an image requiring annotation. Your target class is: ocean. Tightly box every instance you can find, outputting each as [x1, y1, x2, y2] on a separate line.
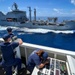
[0, 17, 75, 51]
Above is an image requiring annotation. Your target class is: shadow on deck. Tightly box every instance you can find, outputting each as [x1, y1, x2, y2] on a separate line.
[0, 57, 31, 75]
[0, 66, 31, 75]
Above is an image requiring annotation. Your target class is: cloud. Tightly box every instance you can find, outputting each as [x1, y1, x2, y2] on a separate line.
[71, 9, 75, 14]
[53, 8, 73, 16]
[53, 8, 60, 13]
[53, 8, 63, 14]
[71, 0, 75, 5]
[8, 7, 12, 11]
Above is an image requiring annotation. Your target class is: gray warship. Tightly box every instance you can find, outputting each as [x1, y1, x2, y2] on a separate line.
[0, 3, 75, 30]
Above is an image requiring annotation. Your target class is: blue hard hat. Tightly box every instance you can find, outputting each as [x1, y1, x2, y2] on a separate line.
[3, 34, 11, 41]
[42, 52, 48, 60]
[7, 27, 12, 32]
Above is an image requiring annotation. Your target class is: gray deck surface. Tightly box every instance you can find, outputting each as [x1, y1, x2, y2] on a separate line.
[0, 66, 31, 75]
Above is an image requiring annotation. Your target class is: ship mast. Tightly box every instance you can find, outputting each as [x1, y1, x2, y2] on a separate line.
[34, 8, 36, 21]
[28, 7, 32, 22]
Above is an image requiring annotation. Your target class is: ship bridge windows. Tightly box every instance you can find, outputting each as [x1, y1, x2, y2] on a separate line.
[6, 18, 13, 22]
[19, 16, 28, 21]
[6, 18, 17, 22]
[19, 16, 28, 24]
[13, 18, 17, 22]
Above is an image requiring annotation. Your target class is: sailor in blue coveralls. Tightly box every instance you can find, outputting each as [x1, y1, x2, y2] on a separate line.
[27, 49, 49, 74]
[7, 27, 17, 41]
[7, 27, 14, 38]
[0, 34, 23, 75]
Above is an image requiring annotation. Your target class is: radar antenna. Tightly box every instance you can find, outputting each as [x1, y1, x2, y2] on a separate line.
[12, 2, 18, 11]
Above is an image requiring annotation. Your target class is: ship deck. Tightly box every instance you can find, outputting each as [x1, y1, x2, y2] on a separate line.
[0, 67, 31, 75]
[0, 57, 30, 75]
[0, 57, 68, 75]
[0, 38, 75, 75]
[0, 66, 5, 75]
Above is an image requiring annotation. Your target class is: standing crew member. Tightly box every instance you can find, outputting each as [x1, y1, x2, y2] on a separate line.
[7, 27, 14, 38]
[7, 27, 17, 41]
[0, 34, 23, 75]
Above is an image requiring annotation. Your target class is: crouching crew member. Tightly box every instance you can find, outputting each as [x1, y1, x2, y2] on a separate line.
[27, 49, 49, 74]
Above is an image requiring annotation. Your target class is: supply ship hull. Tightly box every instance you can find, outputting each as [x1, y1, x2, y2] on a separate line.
[0, 20, 75, 30]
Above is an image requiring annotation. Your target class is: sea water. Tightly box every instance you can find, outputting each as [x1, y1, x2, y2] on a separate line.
[0, 17, 75, 51]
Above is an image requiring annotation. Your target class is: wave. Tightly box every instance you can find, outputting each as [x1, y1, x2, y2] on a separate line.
[0, 26, 18, 31]
[16, 27, 75, 34]
[0, 26, 75, 34]
[0, 26, 7, 30]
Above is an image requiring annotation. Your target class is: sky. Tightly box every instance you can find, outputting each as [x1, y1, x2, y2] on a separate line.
[0, 0, 75, 17]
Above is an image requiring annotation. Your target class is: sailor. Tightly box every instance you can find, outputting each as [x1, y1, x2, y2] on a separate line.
[7, 27, 14, 37]
[0, 34, 23, 75]
[27, 49, 49, 74]
[7, 27, 17, 41]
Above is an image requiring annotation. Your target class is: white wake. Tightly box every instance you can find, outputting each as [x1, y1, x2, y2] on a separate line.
[16, 27, 75, 34]
[0, 26, 75, 34]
